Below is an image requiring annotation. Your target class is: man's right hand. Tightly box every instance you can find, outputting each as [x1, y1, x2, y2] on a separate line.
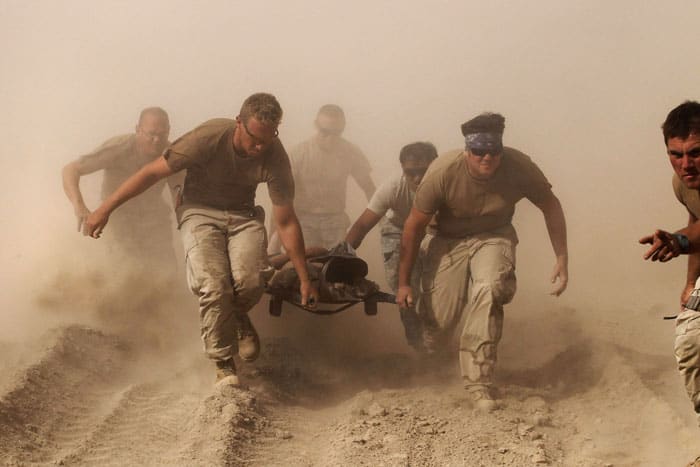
[396, 285, 414, 308]
[74, 205, 91, 232]
[299, 279, 319, 308]
[83, 208, 110, 239]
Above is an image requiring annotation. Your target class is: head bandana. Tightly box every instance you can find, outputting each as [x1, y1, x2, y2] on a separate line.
[465, 132, 503, 153]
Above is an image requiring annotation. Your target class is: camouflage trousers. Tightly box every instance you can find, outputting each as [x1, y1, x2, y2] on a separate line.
[297, 212, 350, 249]
[179, 205, 273, 362]
[380, 223, 423, 349]
[419, 234, 517, 390]
[675, 306, 700, 427]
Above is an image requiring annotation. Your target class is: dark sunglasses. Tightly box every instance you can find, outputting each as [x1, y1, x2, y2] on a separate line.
[470, 147, 502, 157]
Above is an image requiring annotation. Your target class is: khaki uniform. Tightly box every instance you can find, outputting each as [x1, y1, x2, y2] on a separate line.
[413, 148, 552, 390]
[289, 137, 371, 248]
[165, 119, 294, 361]
[673, 174, 700, 425]
[79, 134, 176, 270]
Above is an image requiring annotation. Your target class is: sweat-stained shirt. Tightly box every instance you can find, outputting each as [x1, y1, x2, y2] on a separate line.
[673, 173, 700, 219]
[413, 147, 552, 242]
[163, 118, 295, 213]
[289, 137, 371, 215]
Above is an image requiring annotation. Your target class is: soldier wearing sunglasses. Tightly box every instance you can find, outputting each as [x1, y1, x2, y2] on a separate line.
[276, 104, 375, 251]
[346, 142, 438, 352]
[397, 112, 568, 412]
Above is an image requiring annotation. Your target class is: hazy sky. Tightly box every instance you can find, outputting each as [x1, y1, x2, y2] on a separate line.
[1, 0, 699, 330]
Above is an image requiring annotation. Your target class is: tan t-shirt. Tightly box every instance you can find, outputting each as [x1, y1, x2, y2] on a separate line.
[414, 147, 552, 239]
[673, 173, 700, 219]
[289, 137, 371, 215]
[164, 118, 294, 210]
[78, 134, 170, 226]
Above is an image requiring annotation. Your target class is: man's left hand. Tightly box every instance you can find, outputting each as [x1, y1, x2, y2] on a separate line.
[639, 229, 682, 262]
[550, 255, 568, 296]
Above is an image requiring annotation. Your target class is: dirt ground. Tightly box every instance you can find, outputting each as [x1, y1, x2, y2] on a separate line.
[1, 273, 699, 467]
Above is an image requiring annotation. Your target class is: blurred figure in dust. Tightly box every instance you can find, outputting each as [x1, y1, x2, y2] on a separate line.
[82, 93, 319, 387]
[346, 142, 438, 352]
[397, 113, 568, 412]
[639, 101, 700, 462]
[269, 104, 375, 252]
[62, 107, 181, 272]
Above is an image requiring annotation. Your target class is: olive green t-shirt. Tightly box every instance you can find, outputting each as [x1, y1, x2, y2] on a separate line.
[164, 118, 294, 210]
[413, 147, 552, 239]
[673, 173, 700, 219]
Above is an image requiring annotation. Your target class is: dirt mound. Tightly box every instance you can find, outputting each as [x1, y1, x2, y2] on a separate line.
[1, 309, 699, 466]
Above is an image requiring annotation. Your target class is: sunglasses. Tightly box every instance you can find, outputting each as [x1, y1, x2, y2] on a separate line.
[242, 120, 278, 145]
[469, 147, 503, 157]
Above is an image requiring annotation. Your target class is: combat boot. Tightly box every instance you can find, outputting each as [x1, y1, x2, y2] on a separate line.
[215, 359, 240, 386]
[237, 313, 260, 362]
[467, 386, 497, 413]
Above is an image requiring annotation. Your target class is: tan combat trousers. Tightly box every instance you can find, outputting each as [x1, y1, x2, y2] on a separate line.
[297, 212, 350, 249]
[179, 205, 273, 362]
[675, 307, 700, 427]
[419, 233, 517, 390]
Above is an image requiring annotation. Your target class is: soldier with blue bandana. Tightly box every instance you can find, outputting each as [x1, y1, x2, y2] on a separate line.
[397, 112, 569, 412]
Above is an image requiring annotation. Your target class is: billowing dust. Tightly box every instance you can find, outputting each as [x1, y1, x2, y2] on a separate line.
[2, 1, 700, 466]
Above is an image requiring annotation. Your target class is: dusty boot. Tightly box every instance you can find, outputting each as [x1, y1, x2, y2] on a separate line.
[687, 455, 700, 467]
[215, 359, 240, 386]
[467, 386, 497, 413]
[237, 313, 260, 362]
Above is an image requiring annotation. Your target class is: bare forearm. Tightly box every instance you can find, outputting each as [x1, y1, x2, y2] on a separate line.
[62, 163, 87, 209]
[346, 209, 381, 249]
[276, 216, 310, 283]
[542, 196, 568, 259]
[398, 217, 427, 287]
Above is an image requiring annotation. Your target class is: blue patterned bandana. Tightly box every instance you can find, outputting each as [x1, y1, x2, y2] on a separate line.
[465, 132, 503, 153]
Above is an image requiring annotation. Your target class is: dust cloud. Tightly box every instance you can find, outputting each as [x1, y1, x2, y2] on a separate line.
[1, 1, 699, 465]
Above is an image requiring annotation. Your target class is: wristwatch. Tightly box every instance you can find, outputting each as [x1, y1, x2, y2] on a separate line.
[673, 233, 690, 254]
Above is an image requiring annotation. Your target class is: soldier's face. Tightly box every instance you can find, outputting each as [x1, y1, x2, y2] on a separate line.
[465, 149, 502, 180]
[135, 114, 169, 157]
[401, 159, 431, 190]
[236, 116, 278, 157]
[315, 114, 344, 152]
[668, 134, 700, 189]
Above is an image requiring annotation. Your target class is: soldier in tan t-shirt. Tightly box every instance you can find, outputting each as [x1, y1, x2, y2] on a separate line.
[83, 93, 319, 387]
[269, 104, 375, 251]
[62, 107, 179, 270]
[640, 102, 700, 456]
[398, 112, 568, 412]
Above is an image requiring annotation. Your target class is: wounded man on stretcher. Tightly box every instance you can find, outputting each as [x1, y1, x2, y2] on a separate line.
[266, 242, 396, 316]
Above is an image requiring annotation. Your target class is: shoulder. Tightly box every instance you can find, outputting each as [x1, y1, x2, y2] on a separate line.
[423, 149, 463, 178]
[94, 133, 134, 152]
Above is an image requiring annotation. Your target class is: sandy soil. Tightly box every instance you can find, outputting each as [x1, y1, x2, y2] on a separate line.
[1, 287, 699, 466]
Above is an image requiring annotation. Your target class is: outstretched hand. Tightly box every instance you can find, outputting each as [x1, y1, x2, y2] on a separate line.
[550, 256, 568, 296]
[639, 229, 682, 262]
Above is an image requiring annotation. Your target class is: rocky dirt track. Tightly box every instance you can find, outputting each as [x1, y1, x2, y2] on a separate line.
[1, 301, 699, 466]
